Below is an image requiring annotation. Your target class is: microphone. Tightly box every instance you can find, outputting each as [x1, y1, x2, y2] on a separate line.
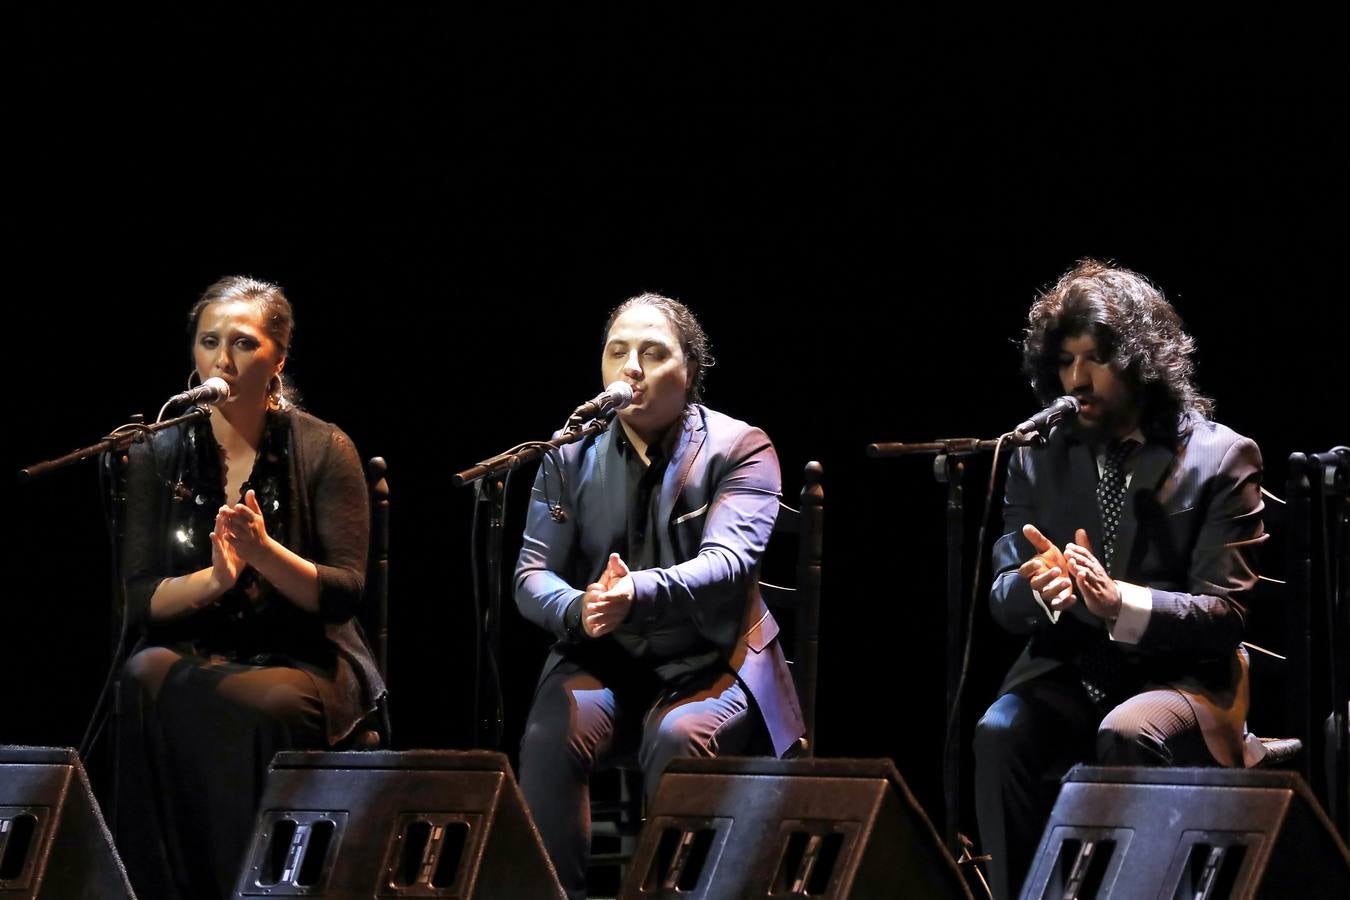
[1014, 395, 1080, 442]
[166, 377, 231, 407]
[569, 382, 634, 421]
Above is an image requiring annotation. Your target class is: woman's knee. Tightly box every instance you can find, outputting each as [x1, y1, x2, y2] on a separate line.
[257, 681, 322, 728]
[216, 669, 323, 737]
[122, 646, 183, 700]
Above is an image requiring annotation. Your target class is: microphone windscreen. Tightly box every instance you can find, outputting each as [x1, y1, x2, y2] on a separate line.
[605, 381, 634, 409]
[201, 377, 231, 401]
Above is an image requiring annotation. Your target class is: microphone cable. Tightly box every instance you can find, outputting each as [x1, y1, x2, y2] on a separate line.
[941, 431, 1017, 827]
[468, 438, 562, 748]
[77, 421, 153, 763]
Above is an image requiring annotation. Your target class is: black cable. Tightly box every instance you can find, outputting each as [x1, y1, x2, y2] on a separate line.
[465, 429, 597, 748]
[469, 478, 484, 744]
[942, 433, 1014, 804]
[79, 448, 134, 762]
[78, 419, 181, 765]
[485, 467, 515, 747]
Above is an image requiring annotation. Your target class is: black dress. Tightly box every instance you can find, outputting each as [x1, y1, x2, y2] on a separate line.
[116, 407, 385, 900]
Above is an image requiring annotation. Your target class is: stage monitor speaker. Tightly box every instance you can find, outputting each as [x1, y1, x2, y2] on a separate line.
[620, 756, 971, 900]
[0, 746, 134, 899]
[1021, 765, 1350, 899]
[231, 750, 564, 899]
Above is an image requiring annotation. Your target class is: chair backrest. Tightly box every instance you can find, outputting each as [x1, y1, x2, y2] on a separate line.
[758, 460, 823, 757]
[365, 456, 390, 678]
[1241, 486, 1321, 745]
[353, 456, 391, 749]
[308, 456, 390, 753]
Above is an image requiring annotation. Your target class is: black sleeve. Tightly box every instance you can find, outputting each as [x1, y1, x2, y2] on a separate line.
[122, 435, 171, 630]
[310, 427, 370, 625]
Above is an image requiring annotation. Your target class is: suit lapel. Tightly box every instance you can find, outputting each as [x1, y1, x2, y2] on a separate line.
[1113, 441, 1174, 578]
[659, 409, 706, 533]
[1065, 439, 1102, 547]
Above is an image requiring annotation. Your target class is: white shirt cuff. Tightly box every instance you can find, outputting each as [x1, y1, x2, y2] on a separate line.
[1030, 587, 1062, 625]
[1108, 580, 1152, 644]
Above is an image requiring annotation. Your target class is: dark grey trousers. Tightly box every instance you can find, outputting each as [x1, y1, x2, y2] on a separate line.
[973, 669, 1215, 900]
[519, 656, 755, 900]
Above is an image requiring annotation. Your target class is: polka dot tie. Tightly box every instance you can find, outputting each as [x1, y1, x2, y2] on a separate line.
[1079, 438, 1138, 705]
[1096, 438, 1137, 576]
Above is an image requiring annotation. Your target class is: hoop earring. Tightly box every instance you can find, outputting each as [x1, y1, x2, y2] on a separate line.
[267, 374, 284, 411]
[187, 369, 202, 389]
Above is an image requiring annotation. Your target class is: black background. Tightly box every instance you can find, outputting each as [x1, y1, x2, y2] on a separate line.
[6, 10, 1347, 840]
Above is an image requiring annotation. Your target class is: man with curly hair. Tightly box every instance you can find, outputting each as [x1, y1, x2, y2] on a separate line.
[973, 261, 1267, 899]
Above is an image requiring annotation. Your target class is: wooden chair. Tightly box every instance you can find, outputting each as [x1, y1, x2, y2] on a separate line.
[336, 456, 391, 750]
[758, 459, 824, 757]
[1243, 484, 1303, 768]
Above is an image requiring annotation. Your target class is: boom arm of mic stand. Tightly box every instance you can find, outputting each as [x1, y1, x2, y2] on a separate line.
[452, 416, 614, 487]
[18, 407, 214, 481]
[866, 435, 1031, 459]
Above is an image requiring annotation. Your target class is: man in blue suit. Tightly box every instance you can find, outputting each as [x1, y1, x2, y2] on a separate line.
[515, 292, 804, 899]
[974, 261, 1267, 900]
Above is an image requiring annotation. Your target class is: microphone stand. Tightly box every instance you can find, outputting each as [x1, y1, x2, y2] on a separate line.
[1288, 446, 1350, 840]
[453, 415, 618, 749]
[866, 433, 1034, 859]
[17, 404, 215, 825]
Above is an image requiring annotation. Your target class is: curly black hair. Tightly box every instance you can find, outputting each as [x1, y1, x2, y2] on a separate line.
[603, 292, 715, 404]
[1023, 260, 1212, 443]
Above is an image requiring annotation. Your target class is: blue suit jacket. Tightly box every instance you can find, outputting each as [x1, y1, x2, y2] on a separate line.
[514, 404, 805, 757]
[990, 415, 1267, 766]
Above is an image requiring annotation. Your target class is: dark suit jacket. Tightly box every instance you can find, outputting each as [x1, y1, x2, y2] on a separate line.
[514, 404, 805, 757]
[990, 415, 1266, 766]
